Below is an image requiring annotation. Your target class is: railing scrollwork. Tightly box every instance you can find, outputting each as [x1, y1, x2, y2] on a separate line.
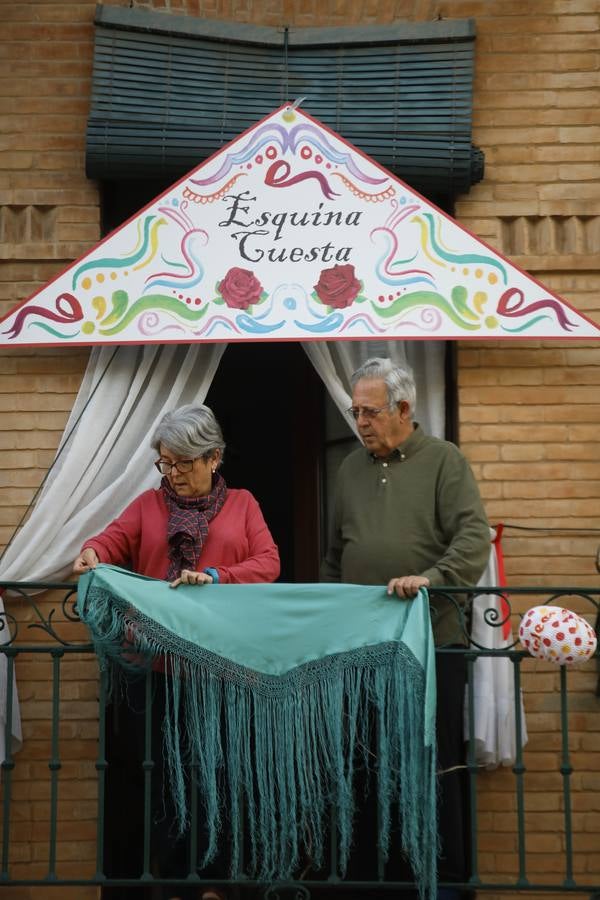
[0, 581, 598, 653]
[0, 581, 84, 647]
[429, 586, 600, 651]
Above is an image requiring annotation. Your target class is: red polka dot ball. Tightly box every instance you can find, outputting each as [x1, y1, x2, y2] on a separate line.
[519, 605, 597, 666]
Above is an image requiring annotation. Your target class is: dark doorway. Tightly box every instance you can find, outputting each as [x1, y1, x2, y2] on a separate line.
[205, 341, 324, 583]
[101, 342, 325, 900]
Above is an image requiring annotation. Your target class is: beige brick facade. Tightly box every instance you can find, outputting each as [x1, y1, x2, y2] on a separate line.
[1, 0, 599, 896]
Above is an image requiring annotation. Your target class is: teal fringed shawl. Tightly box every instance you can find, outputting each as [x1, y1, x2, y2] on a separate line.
[77, 564, 438, 898]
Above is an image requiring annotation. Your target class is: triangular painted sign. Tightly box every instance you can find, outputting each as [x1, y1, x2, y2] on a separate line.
[2, 105, 599, 345]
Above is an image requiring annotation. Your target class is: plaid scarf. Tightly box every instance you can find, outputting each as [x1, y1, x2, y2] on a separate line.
[161, 473, 227, 581]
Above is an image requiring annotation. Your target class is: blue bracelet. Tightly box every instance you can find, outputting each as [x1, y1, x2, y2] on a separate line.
[203, 567, 220, 584]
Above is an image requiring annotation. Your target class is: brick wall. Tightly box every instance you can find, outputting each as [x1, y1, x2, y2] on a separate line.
[1, 0, 599, 895]
[459, 337, 600, 892]
[452, 0, 600, 883]
[452, 0, 600, 891]
[1, 1, 99, 892]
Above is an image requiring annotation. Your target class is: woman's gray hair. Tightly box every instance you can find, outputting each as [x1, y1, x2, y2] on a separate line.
[151, 404, 226, 463]
[351, 357, 417, 415]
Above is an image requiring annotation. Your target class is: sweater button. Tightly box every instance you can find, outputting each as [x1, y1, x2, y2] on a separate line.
[381, 477, 387, 484]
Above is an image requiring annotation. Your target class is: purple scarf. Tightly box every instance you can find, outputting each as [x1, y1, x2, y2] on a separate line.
[161, 473, 227, 581]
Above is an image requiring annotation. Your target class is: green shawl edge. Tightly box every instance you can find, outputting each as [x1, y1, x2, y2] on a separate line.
[77, 583, 438, 898]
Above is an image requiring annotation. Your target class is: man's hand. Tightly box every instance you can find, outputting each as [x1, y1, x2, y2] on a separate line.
[170, 569, 214, 589]
[387, 575, 430, 599]
[72, 548, 100, 574]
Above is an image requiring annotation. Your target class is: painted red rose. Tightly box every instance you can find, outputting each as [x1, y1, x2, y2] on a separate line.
[219, 267, 264, 310]
[314, 264, 361, 309]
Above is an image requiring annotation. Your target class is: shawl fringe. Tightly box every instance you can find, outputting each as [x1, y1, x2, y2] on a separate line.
[79, 583, 438, 898]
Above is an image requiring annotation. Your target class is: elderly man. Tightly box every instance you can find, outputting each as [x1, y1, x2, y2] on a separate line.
[322, 356, 490, 894]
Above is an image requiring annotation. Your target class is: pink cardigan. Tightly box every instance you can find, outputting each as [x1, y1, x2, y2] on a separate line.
[83, 487, 280, 584]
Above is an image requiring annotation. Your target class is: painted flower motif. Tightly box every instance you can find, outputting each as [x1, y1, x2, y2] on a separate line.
[218, 267, 264, 310]
[314, 264, 361, 310]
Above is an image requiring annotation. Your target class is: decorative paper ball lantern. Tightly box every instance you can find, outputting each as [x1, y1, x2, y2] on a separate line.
[519, 605, 597, 666]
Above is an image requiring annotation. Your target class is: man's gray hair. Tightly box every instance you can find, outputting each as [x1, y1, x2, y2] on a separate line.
[351, 357, 417, 414]
[151, 403, 226, 462]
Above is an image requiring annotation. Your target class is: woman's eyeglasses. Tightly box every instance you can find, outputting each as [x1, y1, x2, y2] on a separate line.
[155, 458, 197, 475]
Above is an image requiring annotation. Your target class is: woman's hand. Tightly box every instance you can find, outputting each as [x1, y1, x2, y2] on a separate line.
[387, 575, 430, 599]
[72, 548, 100, 574]
[170, 569, 214, 589]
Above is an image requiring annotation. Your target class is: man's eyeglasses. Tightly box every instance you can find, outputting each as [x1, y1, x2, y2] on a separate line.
[155, 458, 197, 475]
[347, 404, 391, 421]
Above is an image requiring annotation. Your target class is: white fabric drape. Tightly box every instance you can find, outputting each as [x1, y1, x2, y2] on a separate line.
[466, 530, 528, 768]
[0, 344, 225, 584]
[302, 340, 446, 438]
[0, 342, 225, 763]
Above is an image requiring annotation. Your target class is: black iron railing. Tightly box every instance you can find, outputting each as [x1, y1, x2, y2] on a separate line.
[0, 582, 599, 897]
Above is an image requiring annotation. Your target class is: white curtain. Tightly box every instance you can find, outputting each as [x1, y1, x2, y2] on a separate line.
[0, 344, 225, 584]
[0, 342, 225, 763]
[466, 529, 528, 768]
[302, 340, 446, 438]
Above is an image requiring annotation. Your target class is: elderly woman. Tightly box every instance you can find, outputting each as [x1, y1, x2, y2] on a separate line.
[73, 403, 280, 585]
[73, 403, 280, 900]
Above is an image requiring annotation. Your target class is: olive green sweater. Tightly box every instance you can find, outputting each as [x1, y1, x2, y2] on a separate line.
[321, 424, 490, 645]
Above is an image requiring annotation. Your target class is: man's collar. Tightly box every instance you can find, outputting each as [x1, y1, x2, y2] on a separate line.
[369, 422, 425, 463]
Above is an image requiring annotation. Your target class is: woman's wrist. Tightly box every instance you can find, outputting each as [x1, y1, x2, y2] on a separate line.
[203, 567, 220, 584]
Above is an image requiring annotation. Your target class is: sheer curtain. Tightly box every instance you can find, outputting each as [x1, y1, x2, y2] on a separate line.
[0, 342, 225, 762]
[302, 340, 446, 439]
[0, 344, 225, 584]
